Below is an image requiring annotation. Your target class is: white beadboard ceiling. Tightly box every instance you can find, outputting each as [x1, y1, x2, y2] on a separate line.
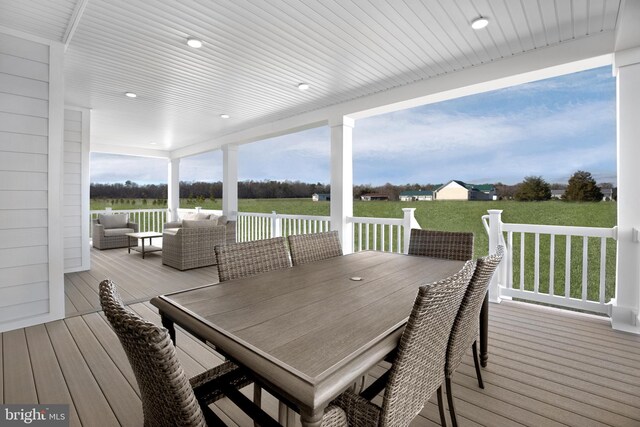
[0, 0, 622, 154]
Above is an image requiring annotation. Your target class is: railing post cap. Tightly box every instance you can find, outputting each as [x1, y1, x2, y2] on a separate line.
[488, 209, 503, 215]
[401, 208, 416, 212]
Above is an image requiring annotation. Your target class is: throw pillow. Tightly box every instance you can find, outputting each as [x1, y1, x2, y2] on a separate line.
[99, 214, 128, 229]
[183, 212, 210, 221]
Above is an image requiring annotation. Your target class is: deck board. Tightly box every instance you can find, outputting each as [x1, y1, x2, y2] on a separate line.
[1, 249, 638, 426]
[24, 324, 82, 427]
[3, 329, 37, 404]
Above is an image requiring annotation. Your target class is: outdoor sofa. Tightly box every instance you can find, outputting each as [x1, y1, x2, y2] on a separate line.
[162, 213, 236, 270]
[92, 214, 138, 250]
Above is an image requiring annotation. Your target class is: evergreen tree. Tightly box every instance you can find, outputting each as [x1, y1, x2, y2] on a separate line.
[564, 171, 603, 201]
[514, 176, 551, 201]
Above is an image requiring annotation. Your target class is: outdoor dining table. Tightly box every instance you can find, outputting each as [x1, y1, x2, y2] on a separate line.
[151, 250, 471, 426]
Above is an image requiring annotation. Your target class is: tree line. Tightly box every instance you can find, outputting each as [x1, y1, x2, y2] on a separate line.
[90, 170, 614, 202]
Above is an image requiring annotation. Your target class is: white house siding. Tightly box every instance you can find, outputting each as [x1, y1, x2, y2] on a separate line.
[0, 32, 51, 325]
[63, 108, 90, 272]
[0, 30, 64, 333]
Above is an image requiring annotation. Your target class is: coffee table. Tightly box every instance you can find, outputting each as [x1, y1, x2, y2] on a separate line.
[125, 231, 162, 259]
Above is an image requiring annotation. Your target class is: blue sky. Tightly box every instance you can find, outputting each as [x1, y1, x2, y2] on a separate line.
[91, 66, 616, 186]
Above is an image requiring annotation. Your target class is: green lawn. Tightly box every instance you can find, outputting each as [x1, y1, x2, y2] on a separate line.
[91, 198, 617, 303]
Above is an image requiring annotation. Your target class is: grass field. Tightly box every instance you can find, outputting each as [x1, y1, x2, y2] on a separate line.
[91, 198, 617, 304]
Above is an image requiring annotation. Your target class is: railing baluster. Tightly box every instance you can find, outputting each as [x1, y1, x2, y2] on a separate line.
[389, 224, 393, 252]
[397, 225, 401, 254]
[599, 237, 607, 304]
[358, 223, 362, 252]
[519, 232, 525, 290]
[565, 236, 571, 299]
[373, 225, 378, 251]
[582, 236, 588, 301]
[507, 231, 513, 288]
[549, 234, 555, 296]
[381, 225, 386, 252]
[534, 233, 540, 294]
[366, 224, 370, 250]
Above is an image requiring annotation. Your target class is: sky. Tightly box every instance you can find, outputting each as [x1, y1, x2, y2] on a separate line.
[90, 66, 616, 186]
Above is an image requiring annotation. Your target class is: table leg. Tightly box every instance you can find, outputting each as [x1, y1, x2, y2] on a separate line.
[300, 407, 324, 427]
[480, 291, 489, 367]
[142, 238, 146, 259]
[160, 312, 176, 345]
[128, 236, 131, 254]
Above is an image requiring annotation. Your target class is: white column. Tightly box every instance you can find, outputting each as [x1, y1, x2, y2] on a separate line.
[612, 51, 640, 333]
[167, 158, 180, 222]
[223, 145, 239, 220]
[330, 116, 355, 254]
[401, 208, 420, 254]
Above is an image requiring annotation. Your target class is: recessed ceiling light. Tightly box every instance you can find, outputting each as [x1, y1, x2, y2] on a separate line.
[471, 17, 489, 30]
[297, 83, 310, 91]
[149, 142, 157, 145]
[220, 114, 230, 119]
[125, 92, 137, 98]
[187, 37, 203, 48]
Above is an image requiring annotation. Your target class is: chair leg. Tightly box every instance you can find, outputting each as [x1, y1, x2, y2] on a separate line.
[253, 385, 262, 427]
[472, 341, 485, 389]
[446, 377, 458, 427]
[436, 385, 447, 427]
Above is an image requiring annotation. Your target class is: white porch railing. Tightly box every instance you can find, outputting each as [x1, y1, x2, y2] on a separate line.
[483, 210, 617, 314]
[236, 211, 331, 242]
[90, 207, 168, 236]
[236, 208, 420, 253]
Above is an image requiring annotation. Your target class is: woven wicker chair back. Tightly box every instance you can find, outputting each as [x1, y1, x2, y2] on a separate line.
[408, 229, 474, 261]
[99, 280, 206, 427]
[446, 246, 504, 377]
[288, 231, 343, 266]
[380, 260, 476, 427]
[215, 237, 291, 282]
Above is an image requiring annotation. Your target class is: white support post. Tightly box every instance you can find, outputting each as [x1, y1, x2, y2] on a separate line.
[488, 209, 504, 303]
[330, 116, 355, 254]
[222, 145, 239, 221]
[401, 208, 420, 254]
[271, 211, 282, 238]
[612, 51, 640, 333]
[167, 158, 180, 222]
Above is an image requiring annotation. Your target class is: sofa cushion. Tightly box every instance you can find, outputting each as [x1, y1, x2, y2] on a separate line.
[217, 215, 228, 225]
[99, 214, 128, 229]
[104, 227, 135, 236]
[183, 219, 218, 228]
[183, 212, 210, 221]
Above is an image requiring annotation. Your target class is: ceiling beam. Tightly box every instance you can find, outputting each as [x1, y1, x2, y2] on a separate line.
[91, 143, 170, 159]
[63, 0, 89, 51]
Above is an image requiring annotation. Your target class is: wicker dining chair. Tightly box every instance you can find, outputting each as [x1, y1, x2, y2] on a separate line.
[215, 237, 291, 282]
[445, 247, 504, 427]
[214, 237, 292, 421]
[408, 229, 474, 261]
[288, 231, 343, 266]
[99, 279, 251, 427]
[321, 260, 477, 427]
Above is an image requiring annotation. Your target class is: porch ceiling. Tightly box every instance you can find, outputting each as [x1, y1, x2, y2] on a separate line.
[0, 0, 622, 154]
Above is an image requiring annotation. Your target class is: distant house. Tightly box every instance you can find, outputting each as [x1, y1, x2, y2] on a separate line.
[360, 193, 389, 201]
[399, 190, 433, 201]
[312, 193, 330, 201]
[551, 189, 565, 199]
[435, 180, 497, 201]
[601, 188, 614, 201]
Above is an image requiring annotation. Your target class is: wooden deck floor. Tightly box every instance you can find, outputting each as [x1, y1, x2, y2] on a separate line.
[64, 245, 220, 317]
[3, 249, 639, 426]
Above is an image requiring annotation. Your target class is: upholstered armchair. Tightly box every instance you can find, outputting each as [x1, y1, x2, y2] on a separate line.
[92, 214, 138, 250]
